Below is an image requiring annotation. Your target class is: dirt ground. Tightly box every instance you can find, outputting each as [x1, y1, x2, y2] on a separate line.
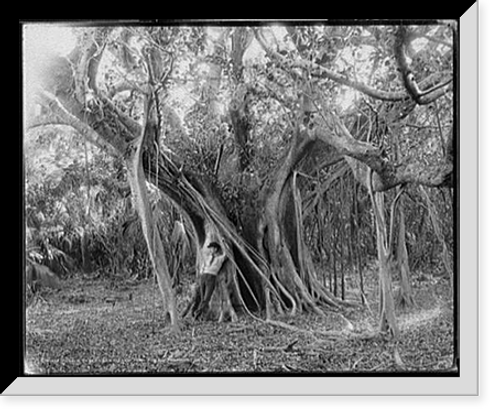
[24, 269, 456, 375]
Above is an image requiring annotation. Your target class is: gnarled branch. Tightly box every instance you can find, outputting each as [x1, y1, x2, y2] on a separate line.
[312, 118, 453, 191]
[394, 26, 452, 105]
[28, 91, 121, 157]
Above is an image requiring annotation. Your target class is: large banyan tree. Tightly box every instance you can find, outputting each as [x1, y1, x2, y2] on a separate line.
[26, 23, 455, 335]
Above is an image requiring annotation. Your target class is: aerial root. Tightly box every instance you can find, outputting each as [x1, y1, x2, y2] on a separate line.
[264, 319, 345, 340]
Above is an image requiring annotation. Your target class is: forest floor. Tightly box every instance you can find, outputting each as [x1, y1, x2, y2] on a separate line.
[25, 267, 456, 375]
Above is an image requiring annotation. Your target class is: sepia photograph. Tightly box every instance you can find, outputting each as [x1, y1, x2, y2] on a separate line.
[19, 19, 465, 390]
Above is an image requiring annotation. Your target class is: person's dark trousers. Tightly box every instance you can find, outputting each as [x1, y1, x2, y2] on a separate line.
[195, 273, 217, 318]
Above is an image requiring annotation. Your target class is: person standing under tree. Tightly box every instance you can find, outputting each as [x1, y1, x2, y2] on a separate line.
[194, 241, 227, 319]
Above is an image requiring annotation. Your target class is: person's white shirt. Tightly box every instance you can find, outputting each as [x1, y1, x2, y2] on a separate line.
[200, 245, 226, 275]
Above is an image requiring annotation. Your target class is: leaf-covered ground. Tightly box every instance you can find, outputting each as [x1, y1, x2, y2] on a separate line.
[25, 270, 456, 375]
